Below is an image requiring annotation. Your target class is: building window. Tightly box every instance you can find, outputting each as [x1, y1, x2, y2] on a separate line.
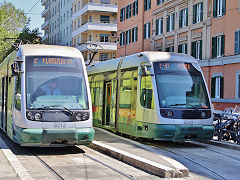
[212, 35, 225, 58]
[78, 1, 80, 10]
[157, 0, 164, 5]
[213, 0, 226, 17]
[236, 72, 240, 99]
[178, 43, 187, 54]
[191, 40, 202, 60]
[120, 32, 125, 46]
[78, 19, 80, 28]
[144, 0, 151, 11]
[235, 30, 240, 55]
[126, 4, 131, 19]
[132, 0, 138, 16]
[166, 46, 174, 52]
[156, 18, 163, 35]
[100, 53, 109, 61]
[100, 34, 109, 42]
[132, 27, 138, 43]
[77, 37, 79, 46]
[144, 22, 150, 39]
[67, 11, 69, 20]
[167, 13, 175, 32]
[126, 29, 131, 44]
[120, 7, 125, 22]
[64, 13, 65, 22]
[179, 8, 188, 28]
[211, 76, 223, 99]
[193, 2, 203, 24]
[100, 15, 110, 23]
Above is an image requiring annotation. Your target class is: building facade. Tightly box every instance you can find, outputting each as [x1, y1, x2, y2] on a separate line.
[41, 0, 72, 46]
[72, 0, 118, 62]
[117, 0, 240, 112]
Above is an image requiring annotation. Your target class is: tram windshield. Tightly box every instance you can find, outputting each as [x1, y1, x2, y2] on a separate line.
[153, 62, 210, 109]
[25, 56, 88, 110]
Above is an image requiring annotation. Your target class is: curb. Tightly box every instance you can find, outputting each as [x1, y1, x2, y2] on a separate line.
[90, 140, 186, 178]
[206, 140, 240, 151]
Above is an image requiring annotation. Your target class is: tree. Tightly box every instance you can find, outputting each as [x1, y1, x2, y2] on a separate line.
[0, 1, 29, 61]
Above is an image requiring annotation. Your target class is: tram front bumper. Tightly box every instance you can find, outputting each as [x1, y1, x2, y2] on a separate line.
[153, 125, 214, 141]
[13, 127, 95, 146]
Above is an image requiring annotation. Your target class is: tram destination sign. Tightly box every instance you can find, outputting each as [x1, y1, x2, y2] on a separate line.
[157, 62, 194, 71]
[33, 57, 75, 68]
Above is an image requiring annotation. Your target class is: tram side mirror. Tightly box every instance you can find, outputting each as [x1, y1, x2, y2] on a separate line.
[141, 65, 154, 76]
[11, 62, 20, 76]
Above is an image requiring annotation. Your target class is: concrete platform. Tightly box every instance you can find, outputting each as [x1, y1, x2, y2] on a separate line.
[90, 127, 189, 178]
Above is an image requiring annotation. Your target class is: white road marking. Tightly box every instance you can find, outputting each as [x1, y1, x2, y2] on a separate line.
[0, 137, 33, 180]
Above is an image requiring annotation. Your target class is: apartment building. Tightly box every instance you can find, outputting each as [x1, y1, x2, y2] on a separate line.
[41, 0, 73, 46]
[72, 0, 118, 62]
[117, 0, 240, 111]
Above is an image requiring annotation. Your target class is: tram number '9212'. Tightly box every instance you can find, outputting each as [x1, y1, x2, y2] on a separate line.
[184, 120, 193, 125]
[54, 123, 66, 128]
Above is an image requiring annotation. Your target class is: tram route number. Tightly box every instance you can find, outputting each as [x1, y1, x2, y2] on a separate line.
[54, 122, 66, 128]
[184, 120, 193, 125]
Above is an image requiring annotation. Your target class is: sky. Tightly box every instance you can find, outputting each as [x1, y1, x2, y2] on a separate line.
[1, 0, 44, 36]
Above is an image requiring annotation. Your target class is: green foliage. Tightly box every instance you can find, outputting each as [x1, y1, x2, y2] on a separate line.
[0, 1, 29, 62]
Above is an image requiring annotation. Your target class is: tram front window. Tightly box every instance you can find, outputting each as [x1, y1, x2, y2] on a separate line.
[153, 62, 210, 109]
[25, 56, 88, 110]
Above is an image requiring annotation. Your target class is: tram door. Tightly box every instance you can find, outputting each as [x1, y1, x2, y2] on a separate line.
[1, 77, 7, 131]
[104, 82, 112, 126]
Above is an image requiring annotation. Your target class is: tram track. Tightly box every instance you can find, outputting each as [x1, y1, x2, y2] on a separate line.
[143, 141, 230, 180]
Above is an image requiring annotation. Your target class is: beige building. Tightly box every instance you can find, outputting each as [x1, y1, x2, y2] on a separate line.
[72, 0, 118, 62]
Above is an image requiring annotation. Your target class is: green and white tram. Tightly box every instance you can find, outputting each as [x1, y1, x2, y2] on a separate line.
[88, 52, 214, 141]
[0, 44, 94, 146]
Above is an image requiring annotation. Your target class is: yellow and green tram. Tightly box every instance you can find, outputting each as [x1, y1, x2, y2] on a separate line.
[88, 52, 214, 141]
[0, 44, 94, 146]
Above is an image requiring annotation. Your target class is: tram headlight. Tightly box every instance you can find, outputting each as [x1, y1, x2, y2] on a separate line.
[201, 112, 206, 119]
[34, 113, 42, 121]
[82, 112, 89, 120]
[167, 110, 173, 117]
[76, 113, 82, 121]
[27, 112, 34, 120]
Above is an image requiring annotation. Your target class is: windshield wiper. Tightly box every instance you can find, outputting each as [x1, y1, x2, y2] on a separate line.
[42, 105, 73, 116]
[168, 103, 199, 110]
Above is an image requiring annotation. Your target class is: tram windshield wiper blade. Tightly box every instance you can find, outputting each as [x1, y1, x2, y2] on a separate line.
[42, 105, 73, 116]
[168, 103, 199, 110]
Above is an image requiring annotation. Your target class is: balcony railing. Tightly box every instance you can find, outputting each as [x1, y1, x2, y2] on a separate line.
[41, 0, 47, 6]
[41, 34, 49, 42]
[76, 41, 117, 51]
[41, 7, 49, 17]
[41, 20, 49, 30]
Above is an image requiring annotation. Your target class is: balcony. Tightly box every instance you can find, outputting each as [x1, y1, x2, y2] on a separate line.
[41, 20, 49, 30]
[72, 3, 117, 21]
[72, 21, 117, 37]
[41, 34, 49, 43]
[41, 7, 49, 18]
[76, 41, 117, 51]
[41, 0, 47, 6]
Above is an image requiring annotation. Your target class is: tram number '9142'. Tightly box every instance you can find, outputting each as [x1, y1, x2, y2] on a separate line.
[184, 120, 193, 125]
[54, 123, 66, 128]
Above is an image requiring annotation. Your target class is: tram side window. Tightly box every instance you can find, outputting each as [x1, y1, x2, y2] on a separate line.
[15, 75, 21, 110]
[119, 79, 131, 109]
[140, 75, 154, 109]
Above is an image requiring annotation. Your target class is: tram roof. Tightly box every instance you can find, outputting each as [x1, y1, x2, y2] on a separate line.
[19, 44, 82, 58]
[87, 51, 197, 75]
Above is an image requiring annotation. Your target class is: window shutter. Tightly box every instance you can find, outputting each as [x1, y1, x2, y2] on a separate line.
[167, 15, 170, 32]
[157, 0, 160, 5]
[222, 0, 226, 15]
[238, 75, 240, 98]
[193, 4, 196, 24]
[160, 19, 163, 34]
[148, 22, 151, 38]
[212, 37, 217, 58]
[149, 0, 151, 9]
[179, 10, 182, 28]
[144, 0, 147, 11]
[220, 76, 224, 98]
[136, 27, 138, 41]
[133, 2, 135, 16]
[200, 2, 203, 22]
[213, 0, 217, 17]
[129, 30, 131, 43]
[136, 0, 138, 14]
[178, 44, 182, 53]
[186, 8, 188, 26]
[120, 9, 123, 21]
[126, 6, 128, 19]
[132, 28, 134, 42]
[200, 40, 202, 60]
[156, 19, 159, 35]
[123, 7, 125, 20]
[185, 43, 188, 54]
[144, 24, 146, 39]
[129, 4, 132, 18]
[235, 31, 240, 54]
[191, 41, 196, 58]
[221, 34, 225, 56]
[211, 77, 216, 98]
[123, 32, 125, 45]
[172, 13, 175, 30]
